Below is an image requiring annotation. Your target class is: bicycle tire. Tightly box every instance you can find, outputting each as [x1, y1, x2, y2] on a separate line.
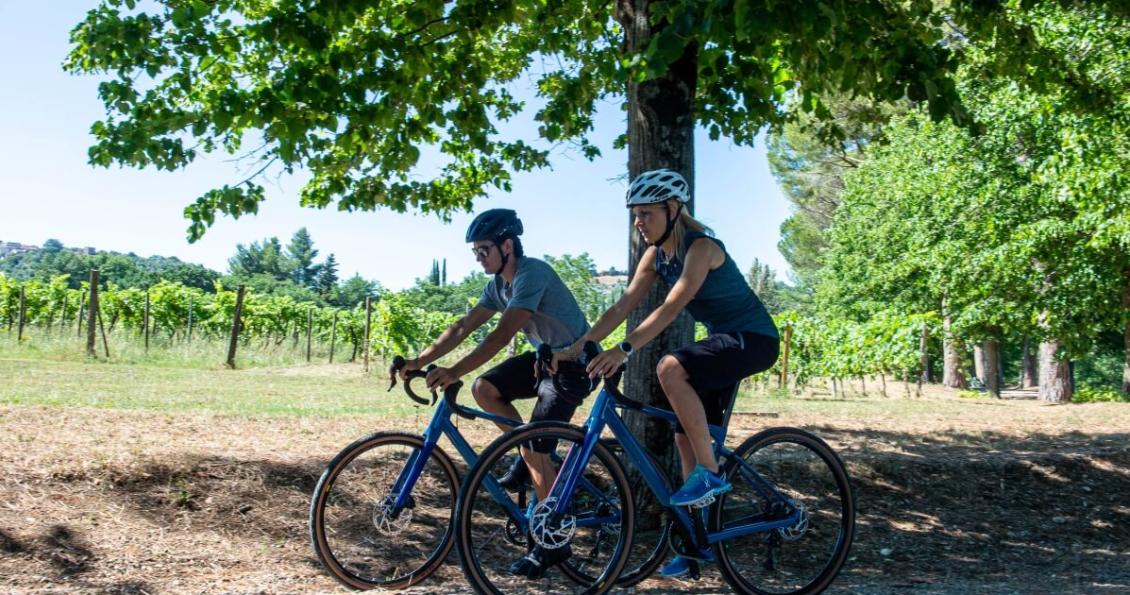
[558, 438, 671, 587]
[310, 431, 459, 590]
[711, 427, 855, 595]
[455, 422, 634, 594]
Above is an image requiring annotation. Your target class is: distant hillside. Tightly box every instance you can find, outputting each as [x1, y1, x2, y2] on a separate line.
[0, 242, 219, 291]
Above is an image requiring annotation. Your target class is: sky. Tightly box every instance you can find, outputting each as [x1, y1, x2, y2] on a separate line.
[0, 2, 795, 291]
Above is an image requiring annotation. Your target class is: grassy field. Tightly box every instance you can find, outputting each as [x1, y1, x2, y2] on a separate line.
[1, 354, 1128, 594]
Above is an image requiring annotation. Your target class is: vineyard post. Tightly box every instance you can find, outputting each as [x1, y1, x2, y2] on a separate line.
[187, 295, 194, 343]
[97, 304, 110, 358]
[226, 286, 246, 369]
[77, 292, 86, 338]
[305, 306, 313, 363]
[86, 270, 99, 358]
[779, 325, 792, 390]
[329, 309, 338, 363]
[17, 286, 26, 342]
[144, 290, 151, 354]
[363, 297, 372, 373]
[59, 294, 68, 335]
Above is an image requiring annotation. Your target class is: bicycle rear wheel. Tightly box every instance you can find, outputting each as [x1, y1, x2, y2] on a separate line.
[455, 422, 633, 594]
[711, 427, 855, 595]
[310, 432, 458, 590]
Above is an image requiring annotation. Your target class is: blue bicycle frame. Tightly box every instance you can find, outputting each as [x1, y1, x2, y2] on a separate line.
[386, 393, 531, 529]
[547, 382, 804, 545]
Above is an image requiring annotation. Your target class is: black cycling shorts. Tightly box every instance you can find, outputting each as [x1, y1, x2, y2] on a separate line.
[669, 331, 779, 434]
[477, 351, 596, 452]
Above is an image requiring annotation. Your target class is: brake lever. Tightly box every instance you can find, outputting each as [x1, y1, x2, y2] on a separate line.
[388, 355, 406, 392]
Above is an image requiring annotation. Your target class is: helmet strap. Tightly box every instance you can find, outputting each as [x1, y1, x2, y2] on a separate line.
[494, 239, 509, 276]
[651, 203, 683, 248]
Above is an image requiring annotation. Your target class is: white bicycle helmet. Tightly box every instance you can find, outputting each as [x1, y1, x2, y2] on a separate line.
[626, 168, 690, 206]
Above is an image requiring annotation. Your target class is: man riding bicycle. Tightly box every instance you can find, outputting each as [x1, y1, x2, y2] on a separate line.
[400, 208, 596, 577]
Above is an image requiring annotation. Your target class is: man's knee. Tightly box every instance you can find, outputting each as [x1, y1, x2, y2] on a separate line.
[657, 355, 687, 387]
[472, 377, 502, 406]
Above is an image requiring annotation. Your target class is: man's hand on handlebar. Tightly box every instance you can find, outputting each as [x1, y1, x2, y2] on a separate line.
[426, 366, 460, 391]
[398, 357, 424, 381]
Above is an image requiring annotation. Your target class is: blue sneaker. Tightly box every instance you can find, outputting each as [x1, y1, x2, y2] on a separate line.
[660, 548, 714, 578]
[669, 465, 730, 507]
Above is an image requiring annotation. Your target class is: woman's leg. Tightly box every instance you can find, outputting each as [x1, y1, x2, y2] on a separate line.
[658, 355, 719, 473]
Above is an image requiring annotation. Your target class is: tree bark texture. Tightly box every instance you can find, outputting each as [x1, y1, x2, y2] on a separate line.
[983, 334, 1000, 398]
[942, 314, 966, 389]
[1038, 338, 1072, 403]
[617, 0, 697, 473]
[973, 344, 986, 387]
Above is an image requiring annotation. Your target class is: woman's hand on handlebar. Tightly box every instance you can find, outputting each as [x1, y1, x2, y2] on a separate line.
[586, 347, 627, 379]
[426, 366, 460, 391]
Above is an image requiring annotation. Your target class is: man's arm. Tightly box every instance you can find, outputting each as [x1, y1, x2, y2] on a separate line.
[426, 307, 534, 389]
[450, 307, 533, 377]
[561, 248, 657, 358]
[410, 305, 495, 369]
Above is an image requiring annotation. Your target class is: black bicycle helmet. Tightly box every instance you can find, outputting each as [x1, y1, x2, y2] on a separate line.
[465, 209, 524, 243]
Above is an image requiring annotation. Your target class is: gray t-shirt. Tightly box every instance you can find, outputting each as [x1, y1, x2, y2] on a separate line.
[477, 256, 590, 350]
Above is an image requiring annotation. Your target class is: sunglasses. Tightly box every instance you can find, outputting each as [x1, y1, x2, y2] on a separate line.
[471, 244, 496, 258]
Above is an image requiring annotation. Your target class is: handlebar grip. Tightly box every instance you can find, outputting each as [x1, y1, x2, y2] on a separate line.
[444, 381, 475, 420]
[604, 364, 638, 409]
[404, 365, 438, 406]
[581, 341, 600, 366]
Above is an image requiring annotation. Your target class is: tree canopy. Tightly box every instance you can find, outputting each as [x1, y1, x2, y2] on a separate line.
[66, 0, 977, 240]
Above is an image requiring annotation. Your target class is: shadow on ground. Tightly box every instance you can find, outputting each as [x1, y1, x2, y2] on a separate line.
[4, 428, 1127, 594]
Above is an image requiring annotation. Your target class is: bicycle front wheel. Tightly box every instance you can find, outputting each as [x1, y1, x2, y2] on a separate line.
[558, 438, 670, 588]
[310, 431, 459, 590]
[455, 423, 634, 594]
[712, 427, 855, 595]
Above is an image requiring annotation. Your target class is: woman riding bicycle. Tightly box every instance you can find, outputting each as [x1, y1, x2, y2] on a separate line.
[565, 168, 780, 577]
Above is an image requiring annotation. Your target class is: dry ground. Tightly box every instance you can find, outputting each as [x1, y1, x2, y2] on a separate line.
[1, 372, 1128, 594]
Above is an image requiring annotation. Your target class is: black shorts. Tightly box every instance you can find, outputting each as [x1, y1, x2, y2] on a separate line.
[477, 351, 597, 452]
[669, 332, 779, 434]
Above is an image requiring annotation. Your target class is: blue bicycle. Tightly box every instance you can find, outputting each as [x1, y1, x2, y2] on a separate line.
[309, 355, 667, 590]
[454, 343, 856, 594]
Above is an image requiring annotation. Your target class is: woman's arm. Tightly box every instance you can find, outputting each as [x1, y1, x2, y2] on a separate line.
[586, 239, 721, 376]
[569, 248, 657, 352]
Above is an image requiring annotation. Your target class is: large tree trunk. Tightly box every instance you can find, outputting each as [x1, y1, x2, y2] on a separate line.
[1021, 336, 1038, 388]
[942, 315, 966, 389]
[983, 332, 1000, 398]
[973, 344, 986, 386]
[1038, 338, 1072, 403]
[618, 0, 697, 473]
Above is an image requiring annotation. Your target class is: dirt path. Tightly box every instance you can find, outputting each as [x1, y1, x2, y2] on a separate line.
[1, 396, 1127, 594]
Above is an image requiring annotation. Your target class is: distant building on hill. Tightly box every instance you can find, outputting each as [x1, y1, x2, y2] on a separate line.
[0, 241, 39, 257]
[593, 270, 627, 287]
[0, 241, 96, 258]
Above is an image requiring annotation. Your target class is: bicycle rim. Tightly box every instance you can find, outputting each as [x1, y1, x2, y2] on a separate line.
[712, 428, 855, 595]
[456, 423, 633, 594]
[560, 438, 670, 587]
[310, 432, 458, 590]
